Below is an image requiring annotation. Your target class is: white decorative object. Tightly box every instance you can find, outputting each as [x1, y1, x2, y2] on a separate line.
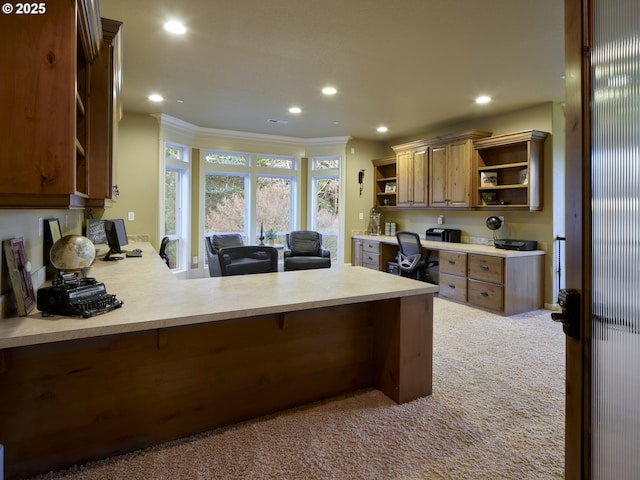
[519, 168, 529, 185]
[480, 171, 497, 187]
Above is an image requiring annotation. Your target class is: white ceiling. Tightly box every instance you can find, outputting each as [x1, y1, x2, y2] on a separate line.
[100, 0, 565, 141]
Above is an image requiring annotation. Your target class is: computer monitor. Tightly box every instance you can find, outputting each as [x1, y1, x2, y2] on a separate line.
[102, 219, 129, 261]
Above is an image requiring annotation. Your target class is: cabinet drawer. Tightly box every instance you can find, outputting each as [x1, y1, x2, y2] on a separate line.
[439, 251, 467, 276]
[362, 252, 380, 270]
[363, 240, 380, 254]
[468, 279, 504, 312]
[468, 254, 503, 284]
[438, 273, 467, 302]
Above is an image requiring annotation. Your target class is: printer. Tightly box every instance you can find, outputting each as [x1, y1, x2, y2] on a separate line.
[494, 239, 538, 251]
[425, 228, 461, 243]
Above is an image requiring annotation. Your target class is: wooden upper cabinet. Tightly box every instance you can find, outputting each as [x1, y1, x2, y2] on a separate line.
[87, 18, 123, 208]
[427, 130, 492, 208]
[392, 141, 429, 208]
[0, 0, 121, 209]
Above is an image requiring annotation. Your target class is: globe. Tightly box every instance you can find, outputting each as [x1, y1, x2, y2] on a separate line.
[485, 216, 503, 231]
[49, 235, 96, 271]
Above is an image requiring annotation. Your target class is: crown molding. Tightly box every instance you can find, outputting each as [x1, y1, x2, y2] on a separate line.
[154, 113, 351, 149]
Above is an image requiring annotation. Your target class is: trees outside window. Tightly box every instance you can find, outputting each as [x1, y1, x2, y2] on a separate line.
[203, 151, 297, 246]
[311, 156, 340, 261]
[163, 143, 190, 271]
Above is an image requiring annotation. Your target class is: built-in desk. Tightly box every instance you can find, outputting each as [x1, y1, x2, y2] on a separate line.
[353, 234, 545, 316]
[0, 242, 436, 480]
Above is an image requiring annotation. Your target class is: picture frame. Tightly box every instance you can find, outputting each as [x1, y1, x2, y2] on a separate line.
[480, 171, 498, 187]
[385, 182, 396, 193]
[86, 219, 108, 245]
[44, 218, 63, 278]
[3, 238, 36, 316]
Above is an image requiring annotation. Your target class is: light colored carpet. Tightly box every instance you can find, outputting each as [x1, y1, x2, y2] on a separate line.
[31, 298, 565, 480]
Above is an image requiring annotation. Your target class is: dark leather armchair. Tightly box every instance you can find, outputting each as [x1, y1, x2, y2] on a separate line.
[396, 231, 438, 283]
[204, 234, 244, 277]
[283, 230, 331, 271]
[218, 246, 278, 276]
[159, 236, 170, 267]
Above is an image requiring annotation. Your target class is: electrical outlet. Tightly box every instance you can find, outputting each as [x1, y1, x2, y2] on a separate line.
[192, 256, 198, 265]
[359, 212, 364, 220]
[437, 215, 444, 225]
[38, 217, 43, 236]
[128, 211, 135, 221]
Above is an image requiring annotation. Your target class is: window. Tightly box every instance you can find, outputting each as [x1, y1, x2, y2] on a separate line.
[255, 175, 294, 245]
[204, 173, 248, 239]
[310, 156, 340, 262]
[163, 143, 190, 272]
[203, 151, 298, 247]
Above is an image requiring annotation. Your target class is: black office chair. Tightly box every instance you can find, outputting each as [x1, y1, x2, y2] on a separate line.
[218, 245, 278, 276]
[395, 231, 438, 283]
[159, 236, 170, 267]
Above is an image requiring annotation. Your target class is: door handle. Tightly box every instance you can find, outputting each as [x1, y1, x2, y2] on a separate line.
[551, 288, 580, 339]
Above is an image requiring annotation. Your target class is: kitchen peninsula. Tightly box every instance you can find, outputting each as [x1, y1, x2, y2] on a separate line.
[0, 243, 437, 479]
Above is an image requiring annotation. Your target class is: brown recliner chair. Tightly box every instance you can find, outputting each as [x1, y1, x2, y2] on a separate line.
[283, 231, 331, 271]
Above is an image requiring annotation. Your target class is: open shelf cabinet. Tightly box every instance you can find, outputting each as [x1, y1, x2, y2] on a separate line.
[372, 156, 397, 208]
[473, 130, 548, 211]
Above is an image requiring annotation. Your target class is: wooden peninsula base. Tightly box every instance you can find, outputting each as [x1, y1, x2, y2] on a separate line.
[0, 245, 435, 479]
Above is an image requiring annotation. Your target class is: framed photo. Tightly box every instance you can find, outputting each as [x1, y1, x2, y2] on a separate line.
[385, 182, 396, 193]
[480, 171, 497, 187]
[3, 238, 36, 316]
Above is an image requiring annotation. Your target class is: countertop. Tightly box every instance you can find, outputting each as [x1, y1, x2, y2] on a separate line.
[0, 242, 437, 349]
[352, 234, 545, 257]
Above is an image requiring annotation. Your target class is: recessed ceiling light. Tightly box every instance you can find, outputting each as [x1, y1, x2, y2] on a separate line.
[377, 126, 389, 133]
[176, 99, 184, 104]
[164, 20, 186, 34]
[289, 107, 302, 114]
[475, 95, 492, 104]
[148, 94, 164, 102]
[322, 86, 337, 95]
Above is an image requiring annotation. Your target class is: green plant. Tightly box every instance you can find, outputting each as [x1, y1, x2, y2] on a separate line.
[265, 228, 277, 240]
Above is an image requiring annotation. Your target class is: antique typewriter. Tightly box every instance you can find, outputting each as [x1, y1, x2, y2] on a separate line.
[37, 273, 123, 318]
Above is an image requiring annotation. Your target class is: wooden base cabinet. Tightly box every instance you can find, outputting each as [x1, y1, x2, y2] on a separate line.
[438, 251, 468, 303]
[362, 239, 381, 270]
[438, 250, 543, 316]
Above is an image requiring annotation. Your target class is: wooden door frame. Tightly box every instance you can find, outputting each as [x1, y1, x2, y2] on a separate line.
[564, 0, 593, 478]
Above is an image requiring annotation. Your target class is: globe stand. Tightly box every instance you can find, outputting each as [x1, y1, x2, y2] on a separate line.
[485, 216, 503, 246]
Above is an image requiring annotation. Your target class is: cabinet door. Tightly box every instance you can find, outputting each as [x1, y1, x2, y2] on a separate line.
[396, 150, 413, 206]
[87, 19, 123, 207]
[352, 239, 363, 266]
[447, 140, 473, 207]
[411, 148, 428, 207]
[429, 146, 448, 207]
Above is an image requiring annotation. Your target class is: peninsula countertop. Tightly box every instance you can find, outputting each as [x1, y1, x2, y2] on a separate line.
[0, 242, 437, 349]
[353, 234, 545, 257]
